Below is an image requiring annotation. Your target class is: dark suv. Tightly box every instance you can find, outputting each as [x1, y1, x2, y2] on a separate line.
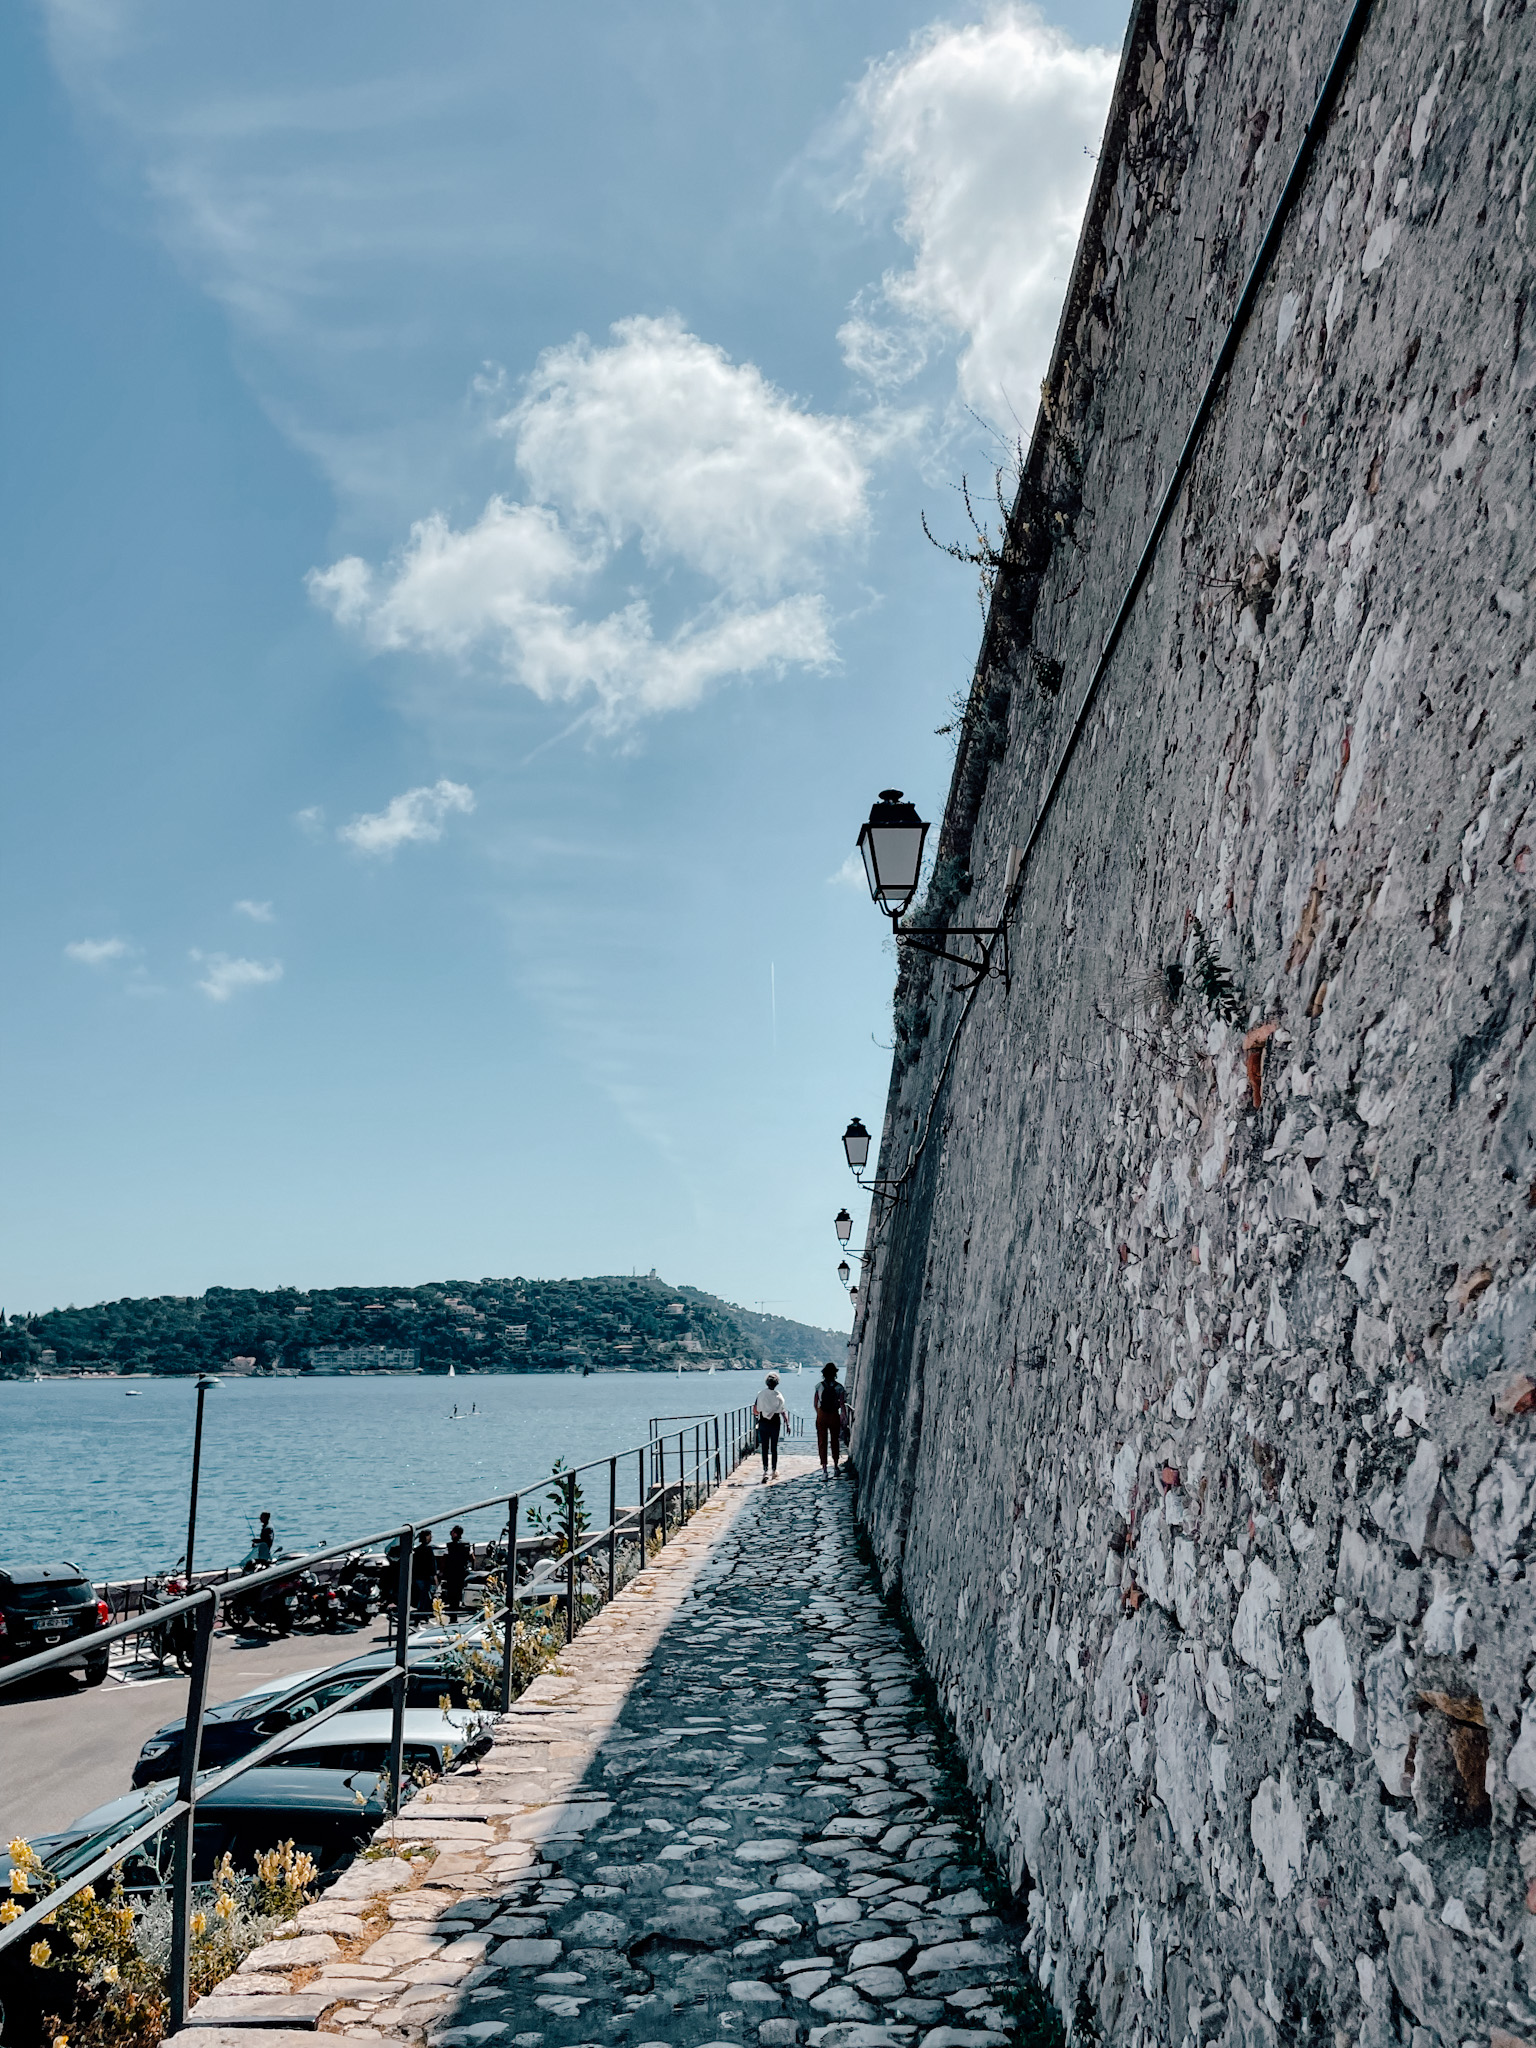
[0, 1566, 109, 1684]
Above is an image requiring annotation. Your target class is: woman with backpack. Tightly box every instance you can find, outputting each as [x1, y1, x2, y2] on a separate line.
[814, 1362, 850, 1477]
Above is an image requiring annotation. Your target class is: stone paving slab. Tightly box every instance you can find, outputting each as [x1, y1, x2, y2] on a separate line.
[185, 1458, 1041, 2044]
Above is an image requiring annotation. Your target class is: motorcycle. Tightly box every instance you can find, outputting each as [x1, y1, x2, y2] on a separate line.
[334, 1556, 380, 1629]
[224, 1567, 297, 1638]
[140, 1570, 195, 1674]
[294, 1571, 342, 1632]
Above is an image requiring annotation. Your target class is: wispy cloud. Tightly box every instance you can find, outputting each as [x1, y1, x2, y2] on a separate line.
[838, 6, 1116, 423]
[827, 851, 868, 890]
[294, 806, 325, 837]
[338, 778, 475, 856]
[233, 898, 276, 922]
[64, 936, 133, 965]
[309, 316, 856, 731]
[191, 951, 284, 1001]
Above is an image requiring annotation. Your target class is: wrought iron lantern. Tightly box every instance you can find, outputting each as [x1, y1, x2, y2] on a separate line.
[858, 790, 929, 917]
[854, 788, 1009, 988]
[838, 1260, 851, 1288]
[834, 1208, 853, 1245]
[842, 1118, 871, 1172]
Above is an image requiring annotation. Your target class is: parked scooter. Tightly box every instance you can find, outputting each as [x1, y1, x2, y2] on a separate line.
[335, 1556, 380, 1629]
[224, 1568, 297, 1637]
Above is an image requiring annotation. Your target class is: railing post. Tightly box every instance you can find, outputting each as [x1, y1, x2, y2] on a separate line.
[390, 1529, 414, 1818]
[637, 1448, 646, 1571]
[714, 1414, 721, 1488]
[500, 1496, 519, 1714]
[565, 1470, 577, 1644]
[678, 1431, 685, 1522]
[658, 1434, 668, 1546]
[168, 1590, 217, 2034]
[607, 1458, 617, 1603]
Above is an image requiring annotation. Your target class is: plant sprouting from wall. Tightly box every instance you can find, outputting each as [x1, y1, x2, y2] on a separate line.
[1189, 918, 1245, 1025]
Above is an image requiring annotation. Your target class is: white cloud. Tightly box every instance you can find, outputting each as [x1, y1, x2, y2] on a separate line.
[294, 805, 326, 836]
[309, 319, 854, 729]
[828, 850, 869, 890]
[338, 778, 476, 856]
[840, 6, 1117, 420]
[64, 936, 132, 965]
[505, 315, 868, 597]
[234, 899, 275, 922]
[191, 952, 284, 1001]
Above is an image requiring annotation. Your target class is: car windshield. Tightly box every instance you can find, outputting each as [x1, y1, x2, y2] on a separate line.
[282, 1674, 389, 1722]
[3, 1581, 93, 1613]
[45, 1796, 174, 1879]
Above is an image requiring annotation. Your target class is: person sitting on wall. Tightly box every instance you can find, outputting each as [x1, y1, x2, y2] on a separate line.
[242, 1512, 275, 1568]
[814, 1363, 850, 1478]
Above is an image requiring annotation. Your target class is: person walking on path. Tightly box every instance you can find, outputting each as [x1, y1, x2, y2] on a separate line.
[753, 1372, 788, 1482]
[814, 1362, 850, 1477]
[440, 1526, 473, 1612]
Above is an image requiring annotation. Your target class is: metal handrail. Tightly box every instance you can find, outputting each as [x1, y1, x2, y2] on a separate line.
[0, 1401, 763, 2029]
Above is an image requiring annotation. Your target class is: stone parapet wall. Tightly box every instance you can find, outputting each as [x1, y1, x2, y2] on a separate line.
[849, 0, 1536, 2038]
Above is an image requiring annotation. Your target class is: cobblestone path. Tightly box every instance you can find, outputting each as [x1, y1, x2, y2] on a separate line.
[174, 1458, 1045, 2048]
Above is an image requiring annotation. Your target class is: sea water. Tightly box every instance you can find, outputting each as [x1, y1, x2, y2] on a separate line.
[0, 1368, 803, 1582]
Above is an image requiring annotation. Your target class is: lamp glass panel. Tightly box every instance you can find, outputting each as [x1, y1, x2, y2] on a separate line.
[869, 821, 925, 899]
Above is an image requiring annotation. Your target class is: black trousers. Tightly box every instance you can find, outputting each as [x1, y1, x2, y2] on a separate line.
[757, 1414, 782, 1470]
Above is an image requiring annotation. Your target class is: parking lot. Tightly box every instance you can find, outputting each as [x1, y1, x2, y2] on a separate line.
[0, 1619, 392, 1840]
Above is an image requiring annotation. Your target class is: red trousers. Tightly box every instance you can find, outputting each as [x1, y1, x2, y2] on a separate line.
[816, 1412, 842, 1465]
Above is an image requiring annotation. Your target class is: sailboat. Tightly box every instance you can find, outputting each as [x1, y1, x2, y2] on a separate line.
[448, 1363, 456, 1378]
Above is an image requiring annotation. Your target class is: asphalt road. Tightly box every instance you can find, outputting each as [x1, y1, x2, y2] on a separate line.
[0, 1621, 394, 1844]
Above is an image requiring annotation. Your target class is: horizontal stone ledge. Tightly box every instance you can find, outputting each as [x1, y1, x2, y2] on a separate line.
[175, 1991, 332, 2025]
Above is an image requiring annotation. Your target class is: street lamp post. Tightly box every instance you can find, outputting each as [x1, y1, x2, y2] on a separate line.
[184, 1376, 217, 1582]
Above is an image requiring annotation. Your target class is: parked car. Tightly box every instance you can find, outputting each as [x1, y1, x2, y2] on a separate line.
[130, 1635, 499, 1786]
[0, 1768, 387, 2045]
[272, 1706, 492, 1780]
[0, 1565, 110, 1684]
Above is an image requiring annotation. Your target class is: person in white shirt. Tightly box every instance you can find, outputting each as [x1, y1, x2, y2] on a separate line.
[753, 1373, 789, 1482]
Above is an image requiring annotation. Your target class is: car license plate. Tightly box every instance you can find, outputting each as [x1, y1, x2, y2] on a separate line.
[35, 1612, 74, 1629]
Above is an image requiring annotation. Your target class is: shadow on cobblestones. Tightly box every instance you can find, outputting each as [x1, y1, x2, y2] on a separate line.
[411, 1465, 1063, 2048]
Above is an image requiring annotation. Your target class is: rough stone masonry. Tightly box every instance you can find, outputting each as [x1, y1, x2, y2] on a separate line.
[847, 0, 1536, 2040]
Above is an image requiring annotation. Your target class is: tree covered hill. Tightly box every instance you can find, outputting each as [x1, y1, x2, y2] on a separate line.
[0, 1273, 848, 1377]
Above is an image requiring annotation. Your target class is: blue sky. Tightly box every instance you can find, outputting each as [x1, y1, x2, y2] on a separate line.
[2, 0, 1127, 1328]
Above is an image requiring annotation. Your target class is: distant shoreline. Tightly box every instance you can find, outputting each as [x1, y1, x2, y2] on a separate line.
[0, 1363, 788, 1382]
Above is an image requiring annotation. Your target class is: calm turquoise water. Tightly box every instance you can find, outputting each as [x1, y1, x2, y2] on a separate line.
[0, 1370, 807, 1583]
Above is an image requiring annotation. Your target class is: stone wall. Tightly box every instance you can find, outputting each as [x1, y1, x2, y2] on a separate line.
[847, 0, 1536, 2038]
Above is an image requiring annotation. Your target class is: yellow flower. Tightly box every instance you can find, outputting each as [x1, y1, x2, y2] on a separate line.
[7, 1839, 35, 1868]
[100, 1964, 119, 1984]
[76, 1886, 94, 1905]
[29, 1940, 51, 1967]
[0, 1902, 22, 1925]
[9, 1869, 31, 1894]
[190, 1910, 207, 1936]
[215, 1893, 236, 1920]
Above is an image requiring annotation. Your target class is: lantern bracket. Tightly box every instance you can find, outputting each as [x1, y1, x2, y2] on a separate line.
[891, 916, 1009, 992]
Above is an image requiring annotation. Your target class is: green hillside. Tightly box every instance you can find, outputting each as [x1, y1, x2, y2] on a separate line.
[0, 1273, 847, 1377]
